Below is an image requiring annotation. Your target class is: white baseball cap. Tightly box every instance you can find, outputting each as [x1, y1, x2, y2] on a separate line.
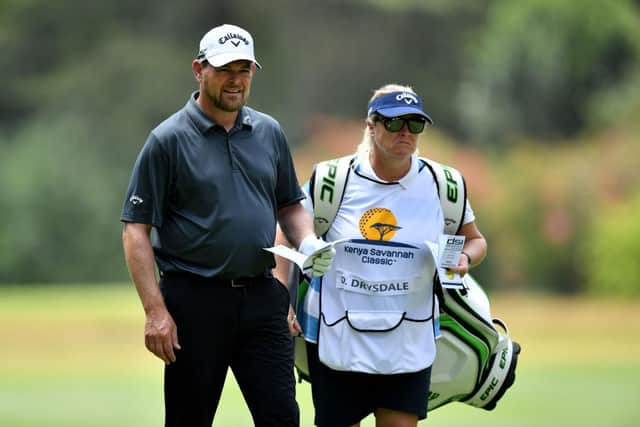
[197, 24, 262, 69]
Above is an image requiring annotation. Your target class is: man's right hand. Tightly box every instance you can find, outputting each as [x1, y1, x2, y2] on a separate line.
[144, 308, 181, 364]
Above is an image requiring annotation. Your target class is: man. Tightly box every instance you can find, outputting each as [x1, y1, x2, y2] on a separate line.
[121, 24, 333, 427]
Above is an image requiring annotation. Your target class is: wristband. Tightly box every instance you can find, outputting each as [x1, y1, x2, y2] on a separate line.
[462, 251, 472, 265]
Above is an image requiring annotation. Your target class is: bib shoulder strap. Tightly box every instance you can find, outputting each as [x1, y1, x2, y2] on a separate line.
[311, 155, 355, 236]
[420, 157, 467, 235]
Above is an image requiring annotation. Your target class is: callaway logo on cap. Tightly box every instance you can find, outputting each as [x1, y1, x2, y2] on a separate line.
[197, 24, 262, 69]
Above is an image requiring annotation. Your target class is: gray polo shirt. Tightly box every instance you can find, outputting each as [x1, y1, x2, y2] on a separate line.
[121, 92, 304, 278]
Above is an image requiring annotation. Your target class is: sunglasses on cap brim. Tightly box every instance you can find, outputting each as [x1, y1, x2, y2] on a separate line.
[374, 115, 428, 134]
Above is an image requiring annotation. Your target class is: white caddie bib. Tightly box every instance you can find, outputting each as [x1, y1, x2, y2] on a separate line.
[316, 155, 443, 374]
[318, 239, 437, 374]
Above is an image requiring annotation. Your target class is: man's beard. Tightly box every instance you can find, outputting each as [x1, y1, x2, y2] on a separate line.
[214, 95, 245, 112]
[201, 86, 247, 112]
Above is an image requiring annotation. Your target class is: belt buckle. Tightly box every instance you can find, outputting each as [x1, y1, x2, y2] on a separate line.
[230, 279, 247, 288]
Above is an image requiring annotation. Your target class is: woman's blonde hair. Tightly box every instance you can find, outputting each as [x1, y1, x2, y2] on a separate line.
[356, 83, 419, 155]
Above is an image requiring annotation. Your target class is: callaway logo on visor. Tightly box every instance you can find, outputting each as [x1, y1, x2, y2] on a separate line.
[396, 92, 419, 105]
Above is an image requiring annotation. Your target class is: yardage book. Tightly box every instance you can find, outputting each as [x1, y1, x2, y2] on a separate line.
[264, 238, 349, 273]
[425, 234, 466, 289]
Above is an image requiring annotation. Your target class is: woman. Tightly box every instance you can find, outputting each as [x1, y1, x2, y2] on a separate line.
[277, 83, 487, 427]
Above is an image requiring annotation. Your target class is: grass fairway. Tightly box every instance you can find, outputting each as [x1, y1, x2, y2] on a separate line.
[1, 285, 639, 427]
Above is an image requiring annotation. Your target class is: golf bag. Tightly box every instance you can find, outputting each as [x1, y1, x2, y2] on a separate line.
[428, 274, 520, 410]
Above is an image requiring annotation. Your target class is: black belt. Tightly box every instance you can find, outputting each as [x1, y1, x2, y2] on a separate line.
[160, 270, 271, 288]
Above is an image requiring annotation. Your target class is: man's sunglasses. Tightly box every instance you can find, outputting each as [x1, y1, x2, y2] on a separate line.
[374, 115, 428, 134]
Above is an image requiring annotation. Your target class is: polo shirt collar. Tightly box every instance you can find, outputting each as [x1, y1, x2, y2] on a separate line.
[186, 91, 254, 134]
[354, 151, 420, 189]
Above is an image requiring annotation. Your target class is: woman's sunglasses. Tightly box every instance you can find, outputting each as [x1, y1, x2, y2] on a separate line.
[374, 115, 428, 134]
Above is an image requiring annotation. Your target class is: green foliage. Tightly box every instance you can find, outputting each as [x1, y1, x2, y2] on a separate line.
[582, 191, 640, 297]
[459, 0, 640, 144]
[457, 127, 640, 294]
[1, 0, 640, 289]
[355, 0, 488, 15]
[472, 145, 585, 292]
[588, 68, 640, 130]
[0, 118, 128, 282]
[0, 31, 193, 283]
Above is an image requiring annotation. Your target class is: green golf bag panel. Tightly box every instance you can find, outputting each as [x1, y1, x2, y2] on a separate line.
[291, 155, 520, 411]
[428, 274, 521, 410]
[310, 155, 355, 237]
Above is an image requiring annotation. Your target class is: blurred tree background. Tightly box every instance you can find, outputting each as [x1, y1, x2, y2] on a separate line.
[1, 0, 639, 296]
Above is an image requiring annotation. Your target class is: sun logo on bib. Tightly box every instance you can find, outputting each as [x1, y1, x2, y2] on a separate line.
[359, 207, 402, 240]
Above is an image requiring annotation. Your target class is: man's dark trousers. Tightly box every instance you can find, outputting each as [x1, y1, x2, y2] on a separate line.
[160, 273, 299, 427]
